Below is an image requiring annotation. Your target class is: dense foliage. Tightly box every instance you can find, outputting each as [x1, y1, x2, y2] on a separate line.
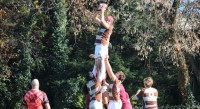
[0, 0, 199, 109]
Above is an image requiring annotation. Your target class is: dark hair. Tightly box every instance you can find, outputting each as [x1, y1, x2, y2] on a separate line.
[97, 0, 107, 4]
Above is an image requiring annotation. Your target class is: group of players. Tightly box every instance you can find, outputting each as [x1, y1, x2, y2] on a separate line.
[83, 1, 158, 109]
[21, 1, 158, 109]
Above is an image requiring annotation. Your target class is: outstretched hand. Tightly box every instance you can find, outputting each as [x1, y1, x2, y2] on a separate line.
[100, 4, 107, 12]
[89, 54, 94, 59]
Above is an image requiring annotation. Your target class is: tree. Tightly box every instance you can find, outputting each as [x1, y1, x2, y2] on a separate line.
[112, 0, 199, 105]
[0, 1, 36, 108]
[43, 0, 71, 108]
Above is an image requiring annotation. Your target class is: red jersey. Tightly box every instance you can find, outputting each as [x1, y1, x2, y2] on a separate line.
[22, 89, 49, 109]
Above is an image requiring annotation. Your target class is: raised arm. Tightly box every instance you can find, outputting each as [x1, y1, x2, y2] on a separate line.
[104, 56, 116, 81]
[100, 6, 110, 29]
[131, 88, 144, 101]
[94, 11, 101, 24]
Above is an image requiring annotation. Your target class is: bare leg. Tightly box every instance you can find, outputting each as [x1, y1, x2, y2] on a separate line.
[95, 57, 102, 87]
[102, 91, 109, 109]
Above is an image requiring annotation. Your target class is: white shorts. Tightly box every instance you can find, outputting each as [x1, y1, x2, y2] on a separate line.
[89, 100, 103, 109]
[108, 100, 122, 109]
[94, 44, 108, 59]
[93, 44, 108, 81]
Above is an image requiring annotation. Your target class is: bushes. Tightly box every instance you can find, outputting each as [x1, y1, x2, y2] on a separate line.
[162, 104, 200, 109]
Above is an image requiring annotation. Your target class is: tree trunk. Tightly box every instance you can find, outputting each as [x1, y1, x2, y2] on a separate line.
[169, 0, 194, 104]
[176, 45, 190, 103]
[189, 56, 200, 102]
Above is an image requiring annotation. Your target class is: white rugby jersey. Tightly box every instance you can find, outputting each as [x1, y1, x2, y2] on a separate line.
[134, 87, 158, 109]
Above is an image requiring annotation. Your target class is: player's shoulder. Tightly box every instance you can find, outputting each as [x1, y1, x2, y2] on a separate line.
[38, 90, 47, 97]
[39, 90, 46, 93]
[150, 87, 158, 92]
[152, 87, 157, 90]
[25, 89, 33, 95]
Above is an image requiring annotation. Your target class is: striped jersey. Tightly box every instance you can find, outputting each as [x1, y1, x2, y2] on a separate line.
[22, 89, 49, 109]
[86, 79, 101, 100]
[95, 25, 112, 46]
[135, 87, 158, 109]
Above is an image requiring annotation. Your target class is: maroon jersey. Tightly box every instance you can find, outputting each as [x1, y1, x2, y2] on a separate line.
[120, 84, 132, 109]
